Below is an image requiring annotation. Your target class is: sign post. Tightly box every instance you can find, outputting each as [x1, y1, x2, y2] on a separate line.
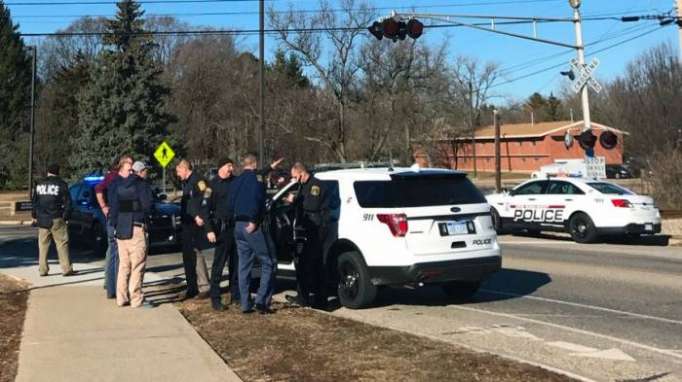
[153, 141, 176, 195]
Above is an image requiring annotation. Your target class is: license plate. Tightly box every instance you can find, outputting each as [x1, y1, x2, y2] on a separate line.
[440, 221, 470, 236]
[645, 224, 653, 231]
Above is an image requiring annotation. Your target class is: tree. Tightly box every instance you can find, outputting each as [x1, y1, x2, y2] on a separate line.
[270, 49, 309, 88]
[73, 0, 172, 173]
[0, 1, 32, 188]
[544, 93, 562, 121]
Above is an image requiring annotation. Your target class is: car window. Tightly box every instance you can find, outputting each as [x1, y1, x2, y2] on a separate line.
[513, 181, 547, 196]
[546, 181, 584, 195]
[587, 182, 633, 195]
[353, 174, 486, 208]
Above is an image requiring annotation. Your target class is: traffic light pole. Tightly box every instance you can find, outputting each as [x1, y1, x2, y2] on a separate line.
[494, 109, 501, 193]
[28, 45, 36, 200]
[572, 5, 592, 133]
[678, 0, 682, 63]
[258, 0, 265, 165]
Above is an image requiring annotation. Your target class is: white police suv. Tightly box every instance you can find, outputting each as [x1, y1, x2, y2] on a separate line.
[486, 177, 661, 243]
[267, 168, 501, 309]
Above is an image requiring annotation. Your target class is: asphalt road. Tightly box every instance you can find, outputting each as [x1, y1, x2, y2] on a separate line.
[2, 225, 681, 381]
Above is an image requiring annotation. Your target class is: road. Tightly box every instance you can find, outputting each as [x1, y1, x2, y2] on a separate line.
[1, 225, 681, 381]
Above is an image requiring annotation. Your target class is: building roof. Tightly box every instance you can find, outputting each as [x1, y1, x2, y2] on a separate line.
[454, 120, 627, 140]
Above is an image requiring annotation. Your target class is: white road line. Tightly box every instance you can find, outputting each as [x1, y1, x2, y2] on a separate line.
[480, 288, 682, 326]
[499, 240, 571, 245]
[451, 305, 682, 362]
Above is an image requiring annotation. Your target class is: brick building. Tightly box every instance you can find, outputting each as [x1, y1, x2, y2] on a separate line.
[437, 120, 626, 173]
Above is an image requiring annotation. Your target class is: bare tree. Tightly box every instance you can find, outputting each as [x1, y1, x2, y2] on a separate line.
[270, 0, 375, 162]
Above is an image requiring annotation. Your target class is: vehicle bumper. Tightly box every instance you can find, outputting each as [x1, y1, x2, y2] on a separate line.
[597, 223, 661, 236]
[368, 255, 502, 286]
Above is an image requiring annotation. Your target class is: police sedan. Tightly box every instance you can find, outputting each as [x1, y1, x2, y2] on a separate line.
[486, 177, 661, 243]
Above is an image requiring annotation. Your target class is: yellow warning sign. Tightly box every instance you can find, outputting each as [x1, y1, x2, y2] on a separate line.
[154, 141, 175, 168]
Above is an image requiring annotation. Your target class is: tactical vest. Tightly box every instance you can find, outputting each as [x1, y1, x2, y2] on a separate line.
[115, 180, 142, 240]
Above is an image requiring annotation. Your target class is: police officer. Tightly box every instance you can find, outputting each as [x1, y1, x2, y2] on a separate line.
[31, 164, 74, 277]
[176, 159, 216, 299]
[107, 164, 153, 307]
[229, 153, 276, 314]
[209, 157, 284, 311]
[286, 162, 333, 309]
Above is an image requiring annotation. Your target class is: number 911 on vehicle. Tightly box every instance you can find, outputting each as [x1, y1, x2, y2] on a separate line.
[486, 178, 661, 243]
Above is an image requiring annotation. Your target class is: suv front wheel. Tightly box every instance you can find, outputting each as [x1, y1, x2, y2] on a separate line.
[337, 251, 377, 309]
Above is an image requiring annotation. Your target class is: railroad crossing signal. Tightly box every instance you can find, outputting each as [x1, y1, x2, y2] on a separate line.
[154, 141, 175, 168]
[568, 58, 602, 94]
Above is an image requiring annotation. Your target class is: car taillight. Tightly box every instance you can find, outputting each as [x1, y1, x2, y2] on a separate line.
[611, 199, 632, 208]
[377, 213, 408, 237]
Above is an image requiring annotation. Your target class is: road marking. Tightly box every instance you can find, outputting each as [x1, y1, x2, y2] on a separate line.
[548, 341, 599, 353]
[572, 348, 636, 362]
[451, 305, 682, 362]
[499, 240, 570, 245]
[480, 289, 682, 326]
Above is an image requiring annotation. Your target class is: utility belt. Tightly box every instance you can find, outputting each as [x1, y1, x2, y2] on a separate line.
[119, 200, 142, 213]
[133, 222, 146, 229]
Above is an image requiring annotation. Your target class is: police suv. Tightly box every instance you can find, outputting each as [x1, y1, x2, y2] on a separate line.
[266, 168, 501, 309]
[486, 177, 661, 243]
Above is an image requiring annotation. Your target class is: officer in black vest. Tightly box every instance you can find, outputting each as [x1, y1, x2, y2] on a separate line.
[176, 159, 216, 299]
[32, 164, 74, 277]
[286, 162, 334, 309]
[108, 168, 153, 307]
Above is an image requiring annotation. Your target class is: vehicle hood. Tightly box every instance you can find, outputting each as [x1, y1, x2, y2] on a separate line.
[153, 201, 181, 216]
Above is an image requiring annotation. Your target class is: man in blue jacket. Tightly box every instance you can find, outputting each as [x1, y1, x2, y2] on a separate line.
[229, 153, 276, 314]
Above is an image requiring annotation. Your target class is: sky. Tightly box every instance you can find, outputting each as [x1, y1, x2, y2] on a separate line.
[6, 0, 680, 103]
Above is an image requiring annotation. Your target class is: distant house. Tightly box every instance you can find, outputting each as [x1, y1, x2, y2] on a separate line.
[436, 120, 626, 173]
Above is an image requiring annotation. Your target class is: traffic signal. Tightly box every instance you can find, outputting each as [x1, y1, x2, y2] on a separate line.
[578, 130, 597, 150]
[599, 131, 618, 150]
[368, 21, 383, 40]
[407, 19, 424, 39]
[368, 17, 424, 41]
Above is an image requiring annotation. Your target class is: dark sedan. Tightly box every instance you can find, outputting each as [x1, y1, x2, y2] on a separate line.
[68, 173, 181, 255]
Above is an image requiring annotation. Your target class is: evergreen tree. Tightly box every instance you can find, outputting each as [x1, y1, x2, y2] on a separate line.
[270, 49, 309, 88]
[0, 1, 32, 188]
[73, 0, 172, 172]
[544, 93, 562, 121]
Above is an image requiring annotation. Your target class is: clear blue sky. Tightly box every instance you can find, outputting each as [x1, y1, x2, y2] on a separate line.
[7, 0, 680, 103]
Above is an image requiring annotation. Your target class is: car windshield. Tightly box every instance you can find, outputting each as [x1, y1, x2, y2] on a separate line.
[353, 174, 486, 208]
[587, 182, 633, 195]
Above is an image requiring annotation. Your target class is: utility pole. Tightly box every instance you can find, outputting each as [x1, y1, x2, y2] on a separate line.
[469, 81, 478, 177]
[570, 0, 592, 133]
[494, 109, 501, 193]
[677, 0, 682, 63]
[28, 45, 37, 199]
[258, 0, 265, 165]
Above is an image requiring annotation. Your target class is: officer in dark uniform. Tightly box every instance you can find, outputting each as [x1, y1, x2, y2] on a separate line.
[209, 157, 284, 311]
[286, 162, 333, 309]
[107, 167, 153, 307]
[175, 159, 216, 299]
[31, 164, 74, 277]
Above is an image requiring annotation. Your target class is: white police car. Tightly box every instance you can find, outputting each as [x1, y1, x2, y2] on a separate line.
[486, 177, 661, 243]
[267, 168, 501, 309]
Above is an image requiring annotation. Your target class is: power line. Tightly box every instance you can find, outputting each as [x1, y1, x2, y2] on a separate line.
[5, 0, 279, 5]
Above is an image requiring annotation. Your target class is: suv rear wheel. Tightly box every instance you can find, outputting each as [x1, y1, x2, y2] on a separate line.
[337, 251, 377, 309]
[442, 281, 480, 301]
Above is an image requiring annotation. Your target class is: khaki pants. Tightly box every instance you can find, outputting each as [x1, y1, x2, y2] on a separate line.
[116, 226, 148, 307]
[38, 218, 72, 276]
[196, 250, 210, 293]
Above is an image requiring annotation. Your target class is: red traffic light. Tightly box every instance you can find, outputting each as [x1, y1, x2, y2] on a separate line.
[599, 131, 618, 150]
[407, 19, 424, 39]
[382, 18, 400, 40]
[368, 21, 383, 40]
[578, 130, 597, 150]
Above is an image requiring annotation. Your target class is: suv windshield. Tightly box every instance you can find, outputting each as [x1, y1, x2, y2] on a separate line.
[587, 182, 633, 195]
[354, 174, 486, 208]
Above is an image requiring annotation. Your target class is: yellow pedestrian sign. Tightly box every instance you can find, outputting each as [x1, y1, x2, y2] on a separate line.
[154, 141, 175, 168]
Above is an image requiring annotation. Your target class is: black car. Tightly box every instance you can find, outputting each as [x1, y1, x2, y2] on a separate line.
[68, 172, 182, 255]
[605, 164, 634, 179]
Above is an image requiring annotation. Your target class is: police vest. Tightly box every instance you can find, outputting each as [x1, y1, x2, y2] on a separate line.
[115, 181, 143, 240]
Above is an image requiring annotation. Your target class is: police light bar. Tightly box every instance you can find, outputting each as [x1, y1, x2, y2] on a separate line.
[84, 176, 105, 185]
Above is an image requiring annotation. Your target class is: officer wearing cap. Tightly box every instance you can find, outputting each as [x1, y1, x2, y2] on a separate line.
[286, 162, 334, 309]
[31, 164, 74, 277]
[108, 162, 153, 307]
[176, 159, 216, 299]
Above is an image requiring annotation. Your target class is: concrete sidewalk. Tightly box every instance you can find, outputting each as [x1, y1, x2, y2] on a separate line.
[2, 261, 242, 382]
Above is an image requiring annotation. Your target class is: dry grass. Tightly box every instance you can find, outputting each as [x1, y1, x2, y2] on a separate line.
[179, 300, 575, 382]
[0, 274, 29, 382]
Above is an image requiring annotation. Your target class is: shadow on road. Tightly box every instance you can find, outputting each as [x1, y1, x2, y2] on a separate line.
[504, 232, 671, 246]
[331, 267, 553, 310]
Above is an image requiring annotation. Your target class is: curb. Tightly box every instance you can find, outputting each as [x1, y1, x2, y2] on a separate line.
[0, 220, 32, 226]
